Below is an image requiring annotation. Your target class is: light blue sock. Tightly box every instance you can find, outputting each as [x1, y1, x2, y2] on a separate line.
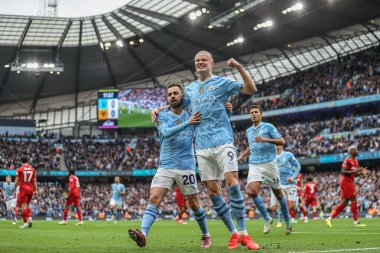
[279, 196, 291, 224]
[11, 211, 16, 222]
[194, 207, 209, 235]
[253, 195, 271, 221]
[111, 209, 116, 217]
[227, 184, 246, 231]
[278, 208, 283, 223]
[211, 194, 237, 233]
[141, 204, 159, 236]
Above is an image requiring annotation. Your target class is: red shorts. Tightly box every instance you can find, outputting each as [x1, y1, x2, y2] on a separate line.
[175, 192, 186, 207]
[340, 182, 356, 199]
[305, 197, 317, 207]
[66, 196, 80, 207]
[17, 192, 33, 205]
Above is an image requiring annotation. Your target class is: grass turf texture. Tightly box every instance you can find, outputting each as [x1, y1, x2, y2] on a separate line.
[118, 108, 154, 128]
[1, 219, 380, 253]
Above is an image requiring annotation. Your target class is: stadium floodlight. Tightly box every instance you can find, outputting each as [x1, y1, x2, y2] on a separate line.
[139, 38, 144, 43]
[4, 64, 10, 68]
[9, 59, 64, 73]
[210, 0, 268, 27]
[129, 40, 135, 45]
[208, 25, 213, 29]
[116, 40, 124, 47]
[202, 8, 207, 13]
[227, 37, 244, 47]
[104, 42, 111, 47]
[189, 12, 197, 20]
[282, 3, 303, 15]
[253, 20, 273, 30]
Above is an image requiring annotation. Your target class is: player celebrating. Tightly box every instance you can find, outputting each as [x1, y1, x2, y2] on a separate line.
[271, 145, 301, 227]
[175, 184, 188, 224]
[152, 52, 258, 250]
[110, 176, 126, 224]
[304, 177, 318, 221]
[2, 176, 18, 224]
[14, 157, 37, 229]
[325, 146, 368, 228]
[296, 173, 308, 221]
[129, 84, 211, 249]
[238, 105, 292, 235]
[59, 169, 83, 225]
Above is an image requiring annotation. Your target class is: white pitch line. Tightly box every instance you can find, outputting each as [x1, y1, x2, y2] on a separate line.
[288, 246, 380, 253]
[292, 232, 380, 235]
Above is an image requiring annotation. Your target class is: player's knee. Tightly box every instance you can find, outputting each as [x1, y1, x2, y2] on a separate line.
[206, 187, 220, 198]
[148, 194, 161, 205]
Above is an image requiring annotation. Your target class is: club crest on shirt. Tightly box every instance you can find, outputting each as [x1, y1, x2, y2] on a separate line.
[209, 85, 215, 91]
[176, 120, 182, 125]
[199, 87, 205, 94]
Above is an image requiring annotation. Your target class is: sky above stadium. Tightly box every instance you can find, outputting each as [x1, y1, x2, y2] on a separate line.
[0, 0, 129, 17]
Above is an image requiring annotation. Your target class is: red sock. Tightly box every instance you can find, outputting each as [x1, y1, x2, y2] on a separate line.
[289, 208, 296, 219]
[313, 211, 317, 218]
[331, 203, 346, 219]
[22, 209, 28, 223]
[77, 209, 82, 221]
[63, 209, 68, 221]
[351, 201, 358, 222]
[299, 206, 307, 216]
[27, 208, 32, 218]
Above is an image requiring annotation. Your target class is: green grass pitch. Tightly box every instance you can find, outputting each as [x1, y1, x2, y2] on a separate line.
[118, 108, 154, 128]
[1, 219, 380, 253]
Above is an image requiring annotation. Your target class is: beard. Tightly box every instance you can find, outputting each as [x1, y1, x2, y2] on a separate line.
[170, 97, 183, 108]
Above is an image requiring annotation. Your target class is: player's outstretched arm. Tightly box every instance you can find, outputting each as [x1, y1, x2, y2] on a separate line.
[238, 147, 251, 162]
[14, 175, 19, 190]
[255, 136, 285, 146]
[157, 112, 201, 138]
[227, 58, 257, 95]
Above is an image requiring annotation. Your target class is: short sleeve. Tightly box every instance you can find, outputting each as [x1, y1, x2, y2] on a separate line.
[225, 77, 243, 96]
[269, 124, 282, 139]
[155, 112, 167, 132]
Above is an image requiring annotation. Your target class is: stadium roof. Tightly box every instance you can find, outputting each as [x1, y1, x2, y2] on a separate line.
[0, 0, 380, 110]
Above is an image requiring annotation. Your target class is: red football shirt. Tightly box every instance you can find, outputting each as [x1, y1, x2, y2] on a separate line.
[68, 175, 80, 197]
[341, 157, 358, 184]
[304, 182, 318, 199]
[16, 164, 36, 194]
[296, 173, 303, 197]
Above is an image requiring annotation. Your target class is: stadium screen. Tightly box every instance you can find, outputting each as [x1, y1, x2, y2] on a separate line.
[98, 88, 166, 128]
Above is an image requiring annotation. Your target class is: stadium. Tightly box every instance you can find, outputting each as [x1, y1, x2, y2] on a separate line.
[0, 0, 379, 252]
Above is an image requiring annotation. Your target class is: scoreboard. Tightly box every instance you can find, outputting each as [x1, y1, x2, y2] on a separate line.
[98, 89, 119, 129]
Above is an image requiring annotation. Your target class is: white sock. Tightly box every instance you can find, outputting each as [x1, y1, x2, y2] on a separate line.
[238, 230, 248, 236]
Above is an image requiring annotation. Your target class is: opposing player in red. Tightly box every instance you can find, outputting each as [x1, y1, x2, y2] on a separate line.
[175, 184, 187, 224]
[295, 173, 308, 223]
[59, 169, 83, 225]
[14, 156, 37, 229]
[325, 146, 368, 228]
[304, 177, 318, 221]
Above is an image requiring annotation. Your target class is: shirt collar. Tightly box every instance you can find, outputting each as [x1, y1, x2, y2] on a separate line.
[252, 122, 263, 130]
[197, 75, 216, 85]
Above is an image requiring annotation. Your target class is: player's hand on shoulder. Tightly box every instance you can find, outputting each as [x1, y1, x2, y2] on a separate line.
[224, 102, 233, 113]
[227, 58, 242, 69]
[188, 111, 201, 125]
[151, 108, 159, 123]
[255, 136, 266, 142]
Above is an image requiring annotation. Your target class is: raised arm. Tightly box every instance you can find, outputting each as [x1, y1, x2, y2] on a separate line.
[227, 58, 257, 95]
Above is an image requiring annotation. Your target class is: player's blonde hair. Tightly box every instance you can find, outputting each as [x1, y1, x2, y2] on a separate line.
[194, 50, 214, 62]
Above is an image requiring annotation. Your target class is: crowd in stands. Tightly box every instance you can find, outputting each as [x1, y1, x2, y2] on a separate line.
[63, 138, 125, 171]
[0, 114, 378, 171]
[236, 45, 380, 114]
[0, 139, 59, 170]
[1, 168, 378, 219]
